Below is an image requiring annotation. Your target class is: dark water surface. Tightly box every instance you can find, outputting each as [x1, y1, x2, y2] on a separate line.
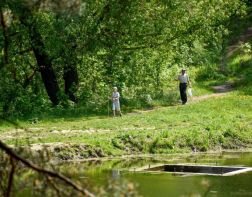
[68, 152, 252, 197]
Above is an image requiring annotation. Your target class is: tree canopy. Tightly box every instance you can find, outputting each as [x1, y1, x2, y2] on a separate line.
[0, 0, 248, 116]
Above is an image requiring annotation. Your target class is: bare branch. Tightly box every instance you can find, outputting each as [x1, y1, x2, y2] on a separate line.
[0, 140, 95, 197]
[46, 176, 62, 197]
[5, 158, 15, 197]
[23, 68, 37, 88]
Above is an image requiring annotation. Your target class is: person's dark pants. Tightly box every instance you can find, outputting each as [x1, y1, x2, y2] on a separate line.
[179, 83, 187, 104]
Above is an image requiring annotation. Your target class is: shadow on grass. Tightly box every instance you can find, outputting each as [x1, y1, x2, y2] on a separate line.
[1, 95, 182, 124]
[0, 100, 154, 124]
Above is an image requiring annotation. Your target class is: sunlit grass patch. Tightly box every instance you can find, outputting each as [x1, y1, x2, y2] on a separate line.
[1, 94, 252, 158]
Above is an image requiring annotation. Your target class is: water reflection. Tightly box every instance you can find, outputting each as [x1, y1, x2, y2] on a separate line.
[59, 152, 252, 197]
[111, 169, 120, 179]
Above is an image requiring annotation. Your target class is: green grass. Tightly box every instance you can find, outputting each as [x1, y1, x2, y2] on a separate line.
[1, 92, 252, 159]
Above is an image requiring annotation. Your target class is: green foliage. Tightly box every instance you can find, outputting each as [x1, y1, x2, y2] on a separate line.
[0, 0, 249, 117]
[196, 65, 226, 81]
[226, 39, 252, 95]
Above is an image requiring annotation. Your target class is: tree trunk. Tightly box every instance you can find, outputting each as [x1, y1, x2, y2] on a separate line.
[64, 65, 78, 103]
[29, 25, 60, 105]
[0, 10, 9, 68]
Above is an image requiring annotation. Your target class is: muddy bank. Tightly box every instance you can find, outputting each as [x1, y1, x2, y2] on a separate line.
[12, 139, 252, 162]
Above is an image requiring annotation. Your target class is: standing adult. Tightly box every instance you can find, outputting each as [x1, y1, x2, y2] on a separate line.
[178, 68, 190, 105]
[111, 87, 122, 117]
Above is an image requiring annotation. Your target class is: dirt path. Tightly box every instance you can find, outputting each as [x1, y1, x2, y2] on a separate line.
[129, 83, 234, 115]
[227, 27, 252, 58]
[190, 92, 228, 103]
[220, 26, 252, 70]
[191, 83, 234, 102]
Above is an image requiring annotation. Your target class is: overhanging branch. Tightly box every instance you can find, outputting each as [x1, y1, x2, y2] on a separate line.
[0, 140, 95, 197]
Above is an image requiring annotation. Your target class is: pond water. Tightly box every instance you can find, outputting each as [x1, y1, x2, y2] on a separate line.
[61, 151, 252, 197]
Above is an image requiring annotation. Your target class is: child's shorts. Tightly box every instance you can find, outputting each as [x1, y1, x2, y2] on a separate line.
[112, 102, 120, 110]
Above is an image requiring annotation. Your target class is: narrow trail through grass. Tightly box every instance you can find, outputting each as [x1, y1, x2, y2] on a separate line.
[227, 26, 252, 58]
[129, 83, 233, 114]
[1, 83, 251, 160]
[1, 84, 232, 140]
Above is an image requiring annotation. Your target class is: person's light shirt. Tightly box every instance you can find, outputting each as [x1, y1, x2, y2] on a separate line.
[178, 74, 189, 83]
[112, 92, 120, 103]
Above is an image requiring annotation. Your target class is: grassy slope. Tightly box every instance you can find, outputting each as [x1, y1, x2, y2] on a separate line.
[0, 91, 252, 159]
